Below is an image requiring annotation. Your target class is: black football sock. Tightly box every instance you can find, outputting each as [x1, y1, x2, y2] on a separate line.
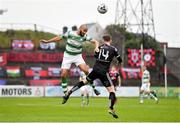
[68, 81, 85, 96]
[109, 92, 116, 110]
[91, 84, 95, 89]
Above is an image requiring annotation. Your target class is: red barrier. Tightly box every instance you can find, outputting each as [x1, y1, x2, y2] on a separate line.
[25, 70, 48, 77]
[120, 68, 141, 79]
[29, 79, 60, 86]
[7, 52, 64, 62]
[7, 52, 86, 63]
[0, 53, 7, 66]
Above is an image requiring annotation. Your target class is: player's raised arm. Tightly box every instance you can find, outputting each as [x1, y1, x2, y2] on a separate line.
[90, 39, 99, 52]
[40, 35, 62, 43]
[112, 44, 122, 64]
[115, 50, 122, 64]
[118, 75, 121, 87]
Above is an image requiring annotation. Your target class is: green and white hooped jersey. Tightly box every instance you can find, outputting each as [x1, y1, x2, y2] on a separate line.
[142, 70, 150, 83]
[60, 31, 92, 55]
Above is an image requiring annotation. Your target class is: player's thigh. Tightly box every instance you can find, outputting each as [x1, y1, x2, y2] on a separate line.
[74, 54, 87, 71]
[86, 70, 98, 83]
[78, 63, 89, 75]
[142, 83, 150, 92]
[145, 83, 151, 92]
[140, 83, 146, 91]
[112, 80, 118, 87]
[99, 73, 113, 88]
[61, 56, 72, 70]
[60, 69, 69, 78]
[140, 85, 144, 92]
[106, 85, 116, 93]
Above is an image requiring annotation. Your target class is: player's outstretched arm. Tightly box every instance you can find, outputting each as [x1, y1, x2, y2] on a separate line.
[117, 55, 122, 64]
[90, 39, 99, 52]
[117, 62, 122, 86]
[118, 76, 121, 87]
[40, 36, 62, 43]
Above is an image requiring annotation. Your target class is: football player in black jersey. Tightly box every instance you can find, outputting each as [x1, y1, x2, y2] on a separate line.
[62, 34, 122, 118]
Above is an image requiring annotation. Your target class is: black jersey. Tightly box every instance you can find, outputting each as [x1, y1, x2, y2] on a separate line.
[93, 44, 122, 73]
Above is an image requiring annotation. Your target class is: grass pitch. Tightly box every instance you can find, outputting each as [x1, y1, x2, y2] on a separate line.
[0, 97, 179, 122]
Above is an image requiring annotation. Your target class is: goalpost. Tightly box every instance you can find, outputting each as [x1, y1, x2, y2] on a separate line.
[164, 44, 168, 97]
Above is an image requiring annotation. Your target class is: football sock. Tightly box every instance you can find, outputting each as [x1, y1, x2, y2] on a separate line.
[81, 95, 85, 106]
[151, 90, 157, 97]
[86, 77, 95, 89]
[90, 84, 95, 90]
[109, 92, 116, 110]
[140, 92, 144, 102]
[86, 94, 89, 105]
[68, 81, 85, 96]
[149, 92, 158, 101]
[62, 78, 68, 94]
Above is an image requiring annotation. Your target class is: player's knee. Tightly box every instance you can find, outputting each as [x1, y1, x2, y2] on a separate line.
[60, 71, 68, 78]
[82, 79, 88, 84]
[140, 90, 144, 94]
[79, 64, 89, 75]
[145, 91, 150, 94]
[107, 86, 116, 93]
[86, 77, 93, 84]
[83, 70, 89, 75]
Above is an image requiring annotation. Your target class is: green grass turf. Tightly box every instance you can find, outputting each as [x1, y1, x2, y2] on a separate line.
[0, 97, 179, 122]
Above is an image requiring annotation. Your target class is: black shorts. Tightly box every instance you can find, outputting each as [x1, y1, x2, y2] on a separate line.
[86, 69, 113, 87]
[112, 80, 119, 86]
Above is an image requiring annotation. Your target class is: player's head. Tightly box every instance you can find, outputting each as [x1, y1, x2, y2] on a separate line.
[142, 65, 147, 71]
[102, 34, 112, 43]
[78, 24, 88, 37]
[111, 65, 117, 71]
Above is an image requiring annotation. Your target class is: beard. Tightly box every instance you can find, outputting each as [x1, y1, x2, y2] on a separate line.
[79, 32, 85, 37]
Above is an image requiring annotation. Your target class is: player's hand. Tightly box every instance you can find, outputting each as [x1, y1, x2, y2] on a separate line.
[40, 39, 49, 43]
[94, 48, 99, 52]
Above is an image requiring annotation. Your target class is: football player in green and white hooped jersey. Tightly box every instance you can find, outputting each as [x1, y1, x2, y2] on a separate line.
[139, 65, 159, 104]
[41, 24, 100, 96]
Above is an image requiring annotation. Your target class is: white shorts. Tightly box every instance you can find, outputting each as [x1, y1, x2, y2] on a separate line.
[61, 53, 85, 69]
[140, 83, 150, 92]
[80, 85, 90, 94]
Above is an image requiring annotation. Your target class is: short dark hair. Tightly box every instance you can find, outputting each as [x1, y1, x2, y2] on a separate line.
[102, 34, 111, 42]
[79, 24, 88, 31]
